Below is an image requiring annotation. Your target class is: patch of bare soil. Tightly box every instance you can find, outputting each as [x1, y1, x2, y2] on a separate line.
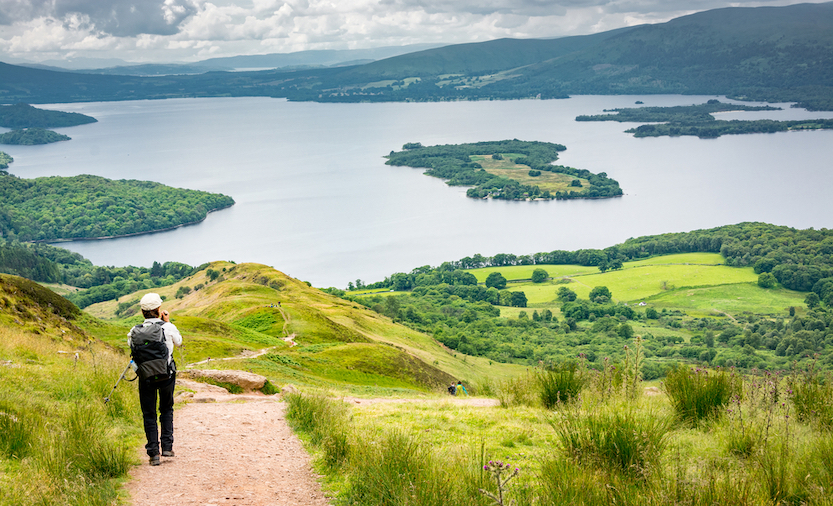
[126, 379, 330, 506]
[341, 396, 500, 407]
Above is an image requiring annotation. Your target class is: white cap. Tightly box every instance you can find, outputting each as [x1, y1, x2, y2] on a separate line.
[140, 293, 163, 311]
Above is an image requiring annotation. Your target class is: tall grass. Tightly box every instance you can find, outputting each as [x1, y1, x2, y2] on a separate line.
[0, 325, 141, 506]
[284, 392, 523, 506]
[552, 406, 670, 478]
[663, 366, 738, 425]
[788, 360, 833, 430]
[494, 372, 539, 408]
[538, 362, 587, 409]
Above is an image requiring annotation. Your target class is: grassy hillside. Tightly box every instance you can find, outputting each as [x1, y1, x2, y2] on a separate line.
[86, 262, 524, 394]
[0, 273, 141, 505]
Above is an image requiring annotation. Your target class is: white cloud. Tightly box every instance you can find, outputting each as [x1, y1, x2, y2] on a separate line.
[0, 0, 828, 63]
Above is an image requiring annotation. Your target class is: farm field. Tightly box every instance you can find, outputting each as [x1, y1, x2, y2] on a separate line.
[505, 263, 758, 306]
[645, 282, 807, 317]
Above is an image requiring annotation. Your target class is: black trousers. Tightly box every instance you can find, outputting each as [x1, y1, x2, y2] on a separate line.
[138, 373, 176, 457]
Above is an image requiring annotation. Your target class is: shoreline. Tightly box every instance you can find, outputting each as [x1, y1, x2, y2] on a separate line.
[28, 203, 234, 244]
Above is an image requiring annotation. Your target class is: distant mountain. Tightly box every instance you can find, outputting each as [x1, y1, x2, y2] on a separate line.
[190, 43, 446, 70]
[0, 3, 831, 108]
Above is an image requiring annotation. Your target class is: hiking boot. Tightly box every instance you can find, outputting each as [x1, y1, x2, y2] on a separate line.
[162, 450, 175, 457]
[149, 455, 161, 466]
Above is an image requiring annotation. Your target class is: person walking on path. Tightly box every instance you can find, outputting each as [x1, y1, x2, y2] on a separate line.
[456, 381, 468, 396]
[128, 293, 183, 466]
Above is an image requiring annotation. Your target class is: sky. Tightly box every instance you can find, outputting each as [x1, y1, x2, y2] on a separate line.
[0, 0, 829, 64]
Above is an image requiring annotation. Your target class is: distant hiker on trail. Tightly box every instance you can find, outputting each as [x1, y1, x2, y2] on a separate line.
[128, 293, 183, 466]
[456, 381, 468, 396]
[448, 383, 457, 395]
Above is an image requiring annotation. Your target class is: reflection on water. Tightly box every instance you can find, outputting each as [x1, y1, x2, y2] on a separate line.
[6, 96, 833, 287]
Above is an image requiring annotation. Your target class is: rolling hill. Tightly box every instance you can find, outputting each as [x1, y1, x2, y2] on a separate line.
[84, 261, 524, 393]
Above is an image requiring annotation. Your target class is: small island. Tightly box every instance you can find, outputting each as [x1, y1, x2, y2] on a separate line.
[0, 103, 97, 129]
[576, 99, 833, 138]
[385, 140, 623, 200]
[0, 174, 235, 242]
[0, 128, 71, 145]
[0, 151, 11, 170]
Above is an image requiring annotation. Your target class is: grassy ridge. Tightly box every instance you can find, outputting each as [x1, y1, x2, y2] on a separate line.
[86, 262, 524, 394]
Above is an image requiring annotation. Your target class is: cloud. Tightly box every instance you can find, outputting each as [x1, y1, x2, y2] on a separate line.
[1, 0, 829, 63]
[0, 0, 198, 36]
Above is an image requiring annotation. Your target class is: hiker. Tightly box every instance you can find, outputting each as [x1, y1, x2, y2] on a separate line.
[456, 381, 468, 396]
[447, 383, 457, 395]
[128, 293, 183, 466]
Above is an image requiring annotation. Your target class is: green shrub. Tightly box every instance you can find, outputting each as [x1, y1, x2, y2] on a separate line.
[193, 377, 243, 394]
[552, 408, 669, 478]
[260, 379, 279, 395]
[663, 366, 738, 425]
[538, 362, 587, 409]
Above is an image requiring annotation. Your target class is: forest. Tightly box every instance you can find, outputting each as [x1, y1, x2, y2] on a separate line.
[385, 140, 623, 200]
[0, 103, 97, 128]
[0, 173, 235, 241]
[0, 128, 70, 145]
[342, 222, 833, 373]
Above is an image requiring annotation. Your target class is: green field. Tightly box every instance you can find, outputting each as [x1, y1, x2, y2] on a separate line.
[470, 154, 588, 193]
[499, 263, 756, 307]
[645, 282, 807, 317]
[468, 253, 725, 284]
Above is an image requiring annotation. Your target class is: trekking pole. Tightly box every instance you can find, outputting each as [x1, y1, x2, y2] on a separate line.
[104, 360, 136, 404]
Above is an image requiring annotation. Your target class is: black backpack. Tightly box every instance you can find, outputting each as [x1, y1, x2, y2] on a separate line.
[130, 321, 175, 382]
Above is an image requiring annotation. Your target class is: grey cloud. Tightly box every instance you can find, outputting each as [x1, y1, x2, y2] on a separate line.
[0, 0, 197, 35]
[378, 0, 606, 16]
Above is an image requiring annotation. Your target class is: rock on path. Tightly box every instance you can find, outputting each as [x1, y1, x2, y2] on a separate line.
[127, 382, 330, 506]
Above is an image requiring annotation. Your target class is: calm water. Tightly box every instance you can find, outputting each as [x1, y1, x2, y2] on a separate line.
[4, 96, 833, 288]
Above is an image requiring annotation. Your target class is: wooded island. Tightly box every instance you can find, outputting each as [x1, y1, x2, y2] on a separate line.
[385, 140, 623, 200]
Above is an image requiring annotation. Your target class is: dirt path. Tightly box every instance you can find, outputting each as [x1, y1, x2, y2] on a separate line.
[126, 380, 330, 506]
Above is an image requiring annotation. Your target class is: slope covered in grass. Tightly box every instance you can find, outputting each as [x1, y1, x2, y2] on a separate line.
[0, 273, 141, 506]
[86, 262, 524, 394]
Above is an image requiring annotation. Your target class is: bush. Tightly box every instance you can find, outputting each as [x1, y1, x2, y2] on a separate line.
[663, 366, 738, 425]
[538, 362, 588, 409]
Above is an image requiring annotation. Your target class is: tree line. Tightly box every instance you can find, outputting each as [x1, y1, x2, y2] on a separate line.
[0, 239, 205, 308]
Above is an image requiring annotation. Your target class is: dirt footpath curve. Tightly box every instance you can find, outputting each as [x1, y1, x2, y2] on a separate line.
[127, 380, 330, 506]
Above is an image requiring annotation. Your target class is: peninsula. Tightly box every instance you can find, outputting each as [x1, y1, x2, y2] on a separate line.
[576, 100, 833, 138]
[0, 103, 97, 129]
[0, 173, 235, 242]
[0, 128, 71, 145]
[385, 140, 623, 200]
